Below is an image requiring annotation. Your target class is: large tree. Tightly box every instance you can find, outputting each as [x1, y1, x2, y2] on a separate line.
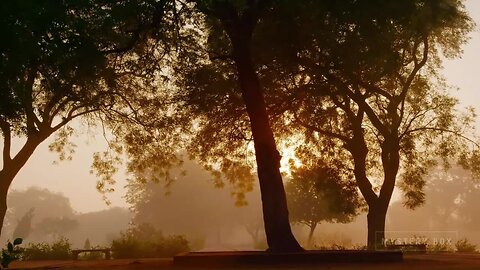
[256, 0, 475, 249]
[181, 0, 475, 249]
[0, 0, 177, 237]
[181, 0, 303, 251]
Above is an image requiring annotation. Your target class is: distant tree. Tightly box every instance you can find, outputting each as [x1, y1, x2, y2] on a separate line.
[35, 216, 79, 240]
[244, 217, 267, 250]
[7, 188, 75, 221]
[84, 238, 91, 250]
[12, 208, 34, 240]
[127, 159, 264, 249]
[286, 162, 362, 247]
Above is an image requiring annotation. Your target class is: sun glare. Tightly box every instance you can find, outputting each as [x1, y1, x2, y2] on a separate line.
[279, 142, 303, 177]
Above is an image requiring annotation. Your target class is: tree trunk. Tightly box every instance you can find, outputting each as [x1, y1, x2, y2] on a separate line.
[307, 222, 317, 248]
[367, 203, 388, 250]
[0, 137, 43, 238]
[227, 31, 302, 253]
[0, 174, 8, 239]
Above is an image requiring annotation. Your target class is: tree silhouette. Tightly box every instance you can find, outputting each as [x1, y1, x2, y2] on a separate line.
[36, 216, 79, 240]
[286, 162, 362, 247]
[0, 0, 175, 238]
[127, 158, 265, 250]
[12, 208, 34, 240]
[231, 0, 475, 249]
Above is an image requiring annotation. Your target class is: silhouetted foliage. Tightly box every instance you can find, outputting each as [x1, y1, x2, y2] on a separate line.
[0, 238, 22, 268]
[0, 0, 178, 238]
[21, 237, 72, 260]
[238, 0, 476, 249]
[110, 223, 189, 258]
[455, 238, 477, 253]
[286, 162, 362, 247]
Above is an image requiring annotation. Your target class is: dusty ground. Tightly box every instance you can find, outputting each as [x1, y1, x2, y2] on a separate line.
[8, 253, 480, 270]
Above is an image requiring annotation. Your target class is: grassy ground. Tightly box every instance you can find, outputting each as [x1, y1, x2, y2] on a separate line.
[8, 253, 480, 270]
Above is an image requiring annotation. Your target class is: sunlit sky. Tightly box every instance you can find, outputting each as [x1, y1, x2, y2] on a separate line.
[7, 0, 480, 214]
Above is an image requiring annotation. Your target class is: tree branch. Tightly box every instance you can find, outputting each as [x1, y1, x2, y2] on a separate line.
[0, 119, 12, 168]
[398, 37, 429, 103]
[24, 70, 41, 135]
[293, 112, 350, 143]
[402, 127, 479, 148]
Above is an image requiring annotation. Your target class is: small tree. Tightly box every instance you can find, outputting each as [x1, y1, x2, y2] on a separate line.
[83, 239, 91, 250]
[286, 161, 362, 247]
[12, 208, 34, 240]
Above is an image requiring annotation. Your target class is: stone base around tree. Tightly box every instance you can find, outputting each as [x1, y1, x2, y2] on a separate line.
[173, 250, 403, 267]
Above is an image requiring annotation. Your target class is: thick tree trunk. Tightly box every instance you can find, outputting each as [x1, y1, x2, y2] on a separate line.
[0, 174, 8, 238]
[227, 33, 302, 252]
[366, 203, 388, 250]
[346, 116, 401, 250]
[0, 137, 43, 238]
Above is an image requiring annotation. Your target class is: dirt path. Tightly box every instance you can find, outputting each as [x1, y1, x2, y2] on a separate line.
[8, 253, 480, 270]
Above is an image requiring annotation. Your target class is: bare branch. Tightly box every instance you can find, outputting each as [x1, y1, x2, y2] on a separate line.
[293, 112, 350, 143]
[403, 127, 479, 148]
[398, 37, 429, 103]
[319, 68, 389, 136]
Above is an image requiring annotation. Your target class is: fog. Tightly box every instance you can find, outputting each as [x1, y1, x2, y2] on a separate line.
[3, 158, 479, 250]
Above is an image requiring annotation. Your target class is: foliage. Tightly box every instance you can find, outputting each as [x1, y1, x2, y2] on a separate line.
[285, 160, 362, 245]
[12, 208, 34, 240]
[455, 238, 477, 253]
[35, 217, 79, 239]
[286, 162, 361, 223]
[0, 0, 181, 240]
[427, 242, 454, 253]
[110, 223, 189, 258]
[127, 159, 265, 250]
[21, 237, 72, 260]
[240, 0, 475, 249]
[1, 238, 22, 269]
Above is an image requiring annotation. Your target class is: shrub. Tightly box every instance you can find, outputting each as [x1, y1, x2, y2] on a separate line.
[22, 237, 72, 260]
[427, 242, 454, 253]
[1, 238, 23, 268]
[455, 238, 477, 253]
[110, 223, 189, 259]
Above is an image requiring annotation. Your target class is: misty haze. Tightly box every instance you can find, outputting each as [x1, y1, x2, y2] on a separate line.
[1, 0, 480, 269]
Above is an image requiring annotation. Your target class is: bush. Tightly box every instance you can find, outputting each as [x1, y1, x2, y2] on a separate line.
[22, 237, 72, 260]
[427, 242, 454, 253]
[455, 238, 477, 253]
[1, 238, 23, 268]
[110, 223, 189, 259]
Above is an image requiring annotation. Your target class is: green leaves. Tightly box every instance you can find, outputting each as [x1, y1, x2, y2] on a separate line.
[6, 243, 13, 253]
[1, 238, 23, 268]
[13, 238, 22, 246]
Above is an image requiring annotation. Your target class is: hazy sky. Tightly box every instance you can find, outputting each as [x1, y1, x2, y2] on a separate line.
[7, 0, 480, 214]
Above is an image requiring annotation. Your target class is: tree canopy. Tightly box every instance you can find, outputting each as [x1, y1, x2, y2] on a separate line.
[0, 0, 181, 237]
[286, 161, 362, 247]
